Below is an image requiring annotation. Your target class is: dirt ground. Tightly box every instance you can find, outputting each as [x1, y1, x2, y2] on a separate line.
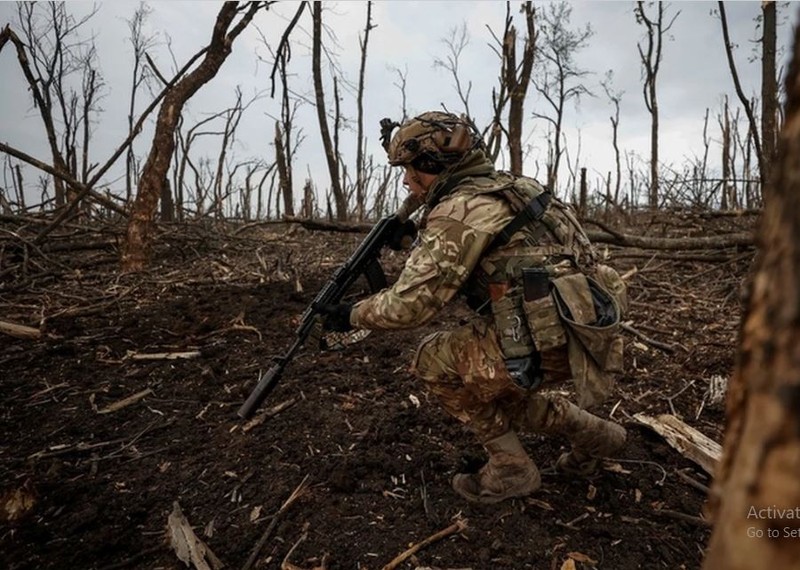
[0, 212, 753, 570]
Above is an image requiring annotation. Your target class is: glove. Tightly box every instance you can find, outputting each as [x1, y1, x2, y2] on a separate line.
[315, 302, 354, 332]
[388, 218, 418, 251]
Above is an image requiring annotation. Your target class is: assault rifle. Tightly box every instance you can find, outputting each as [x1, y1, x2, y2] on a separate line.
[237, 214, 416, 419]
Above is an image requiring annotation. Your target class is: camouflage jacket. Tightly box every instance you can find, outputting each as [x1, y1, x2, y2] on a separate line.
[351, 150, 546, 330]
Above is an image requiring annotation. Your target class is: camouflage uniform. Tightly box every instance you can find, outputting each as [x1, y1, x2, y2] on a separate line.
[351, 149, 592, 443]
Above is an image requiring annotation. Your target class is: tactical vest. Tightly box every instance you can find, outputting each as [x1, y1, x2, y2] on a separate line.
[454, 173, 628, 408]
[456, 173, 595, 306]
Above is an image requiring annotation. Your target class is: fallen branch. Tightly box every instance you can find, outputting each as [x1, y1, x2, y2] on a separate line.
[653, 507, 710, 528]
[634, 413, 722, 475]
[676, 251, 752, 286]
[128, 351, 201, 361]
[97, 389, 153, 414]
[0, 319, 41, 339]
[241, 475, 310, 570]
[279, 216, 754, 251]
[242, 398, 297, 432]
[585, 229, 753, 250]
[621, 323, 677, 353]
[283, 216, 369, 233]
[381, 518, 468, 570]
[674, 468, 711, 495]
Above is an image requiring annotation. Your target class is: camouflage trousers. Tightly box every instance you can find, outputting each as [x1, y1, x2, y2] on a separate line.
[412, 316, 575, 442]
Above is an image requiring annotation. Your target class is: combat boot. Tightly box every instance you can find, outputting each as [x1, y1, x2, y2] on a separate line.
[553, 403, 626, 476]
[452, 431, 541, 504]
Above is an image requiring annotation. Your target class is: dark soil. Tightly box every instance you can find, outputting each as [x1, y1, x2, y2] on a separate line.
[0, 213, 754, 570]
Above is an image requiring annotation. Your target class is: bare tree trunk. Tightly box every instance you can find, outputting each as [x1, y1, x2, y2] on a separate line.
[81, 67, 98, 185]
[14, 164, 26, 211]
[718, 1, 764, 197]
[355, 1, 373, 221]
[160, 177, 174, 221]
[311, 2, 347, 220]
[1, 22, 72, 206]
[761, 0, 777, 188]
[578, 166, 587, 217]
[506, 2, 535, 176]
[122, 1, 263, 271]
[125, 4, 155, 203]
[635, 1, 678, 210]
[211, 88, 245, 220]
[720, 96, 731, 210]
[302, 178, 315, 218]
[274, 121, 294, 216]
[703, 25, 800, 569]
[611, 101, 621, 205]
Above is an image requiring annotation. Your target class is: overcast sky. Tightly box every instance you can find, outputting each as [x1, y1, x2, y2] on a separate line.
[1, 1, 797, 211]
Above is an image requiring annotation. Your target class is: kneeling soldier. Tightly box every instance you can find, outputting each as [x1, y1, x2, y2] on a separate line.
[318, 111, 628, 504]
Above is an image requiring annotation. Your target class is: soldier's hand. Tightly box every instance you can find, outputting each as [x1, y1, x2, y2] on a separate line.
[388, 218, 418, 251]
[314, 302, 354, 332]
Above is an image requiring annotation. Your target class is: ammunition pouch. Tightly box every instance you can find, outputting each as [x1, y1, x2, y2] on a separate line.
[489, 268, 624, 404]
[491, 290, 534, 359]
[522, 267, 567, 354]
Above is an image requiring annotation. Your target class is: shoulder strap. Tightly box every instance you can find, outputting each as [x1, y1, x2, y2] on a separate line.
[485, 190, 552, 254]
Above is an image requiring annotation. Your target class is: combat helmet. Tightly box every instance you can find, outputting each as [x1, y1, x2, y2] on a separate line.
[379, 111, 477, 173]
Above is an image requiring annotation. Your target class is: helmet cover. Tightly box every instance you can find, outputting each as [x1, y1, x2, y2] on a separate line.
[381, 111, 476, 167]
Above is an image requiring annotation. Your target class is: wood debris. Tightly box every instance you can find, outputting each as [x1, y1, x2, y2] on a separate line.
[128, 351, 201, 361]
[381, 518, 468, 570]
[1, 481, 36, 522]
[97, 388, 153, 414]
[167, 501, 223, 570]
[634, 413, 722, 475]
[242, 397, 297, 432]
[0, 319, 41, 339]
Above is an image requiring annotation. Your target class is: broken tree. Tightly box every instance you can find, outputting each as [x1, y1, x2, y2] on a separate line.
[121, 1, 266, 272]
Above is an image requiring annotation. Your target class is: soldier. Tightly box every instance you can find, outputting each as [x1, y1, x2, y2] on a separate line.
[318, 111, 627, 504]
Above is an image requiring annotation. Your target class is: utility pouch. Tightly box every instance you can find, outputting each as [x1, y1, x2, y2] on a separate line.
[520, 268, 567, 354]
[491, 290, 534, 359]
[551, 273, 622, 372]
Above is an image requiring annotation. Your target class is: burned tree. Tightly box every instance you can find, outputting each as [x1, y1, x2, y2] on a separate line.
[274, 120, 293, 217]
[122, 1, 266, 271]
[761, 0, 777, 189]
[433, 22, 474, 119]
[601, 72, 623, 210]
[485, 1, 535, 175]
[717, 1, 764, 199]
[266, 2, 308, 221]
[532, 0, 591, 191]
[124, 2, 157, 202]
[1, 4, 103, 207]
[311, 2, 347, 221]
[354, 1, 374, 221]
[635, 1, 678, 209]
[703, 23, 800, 570]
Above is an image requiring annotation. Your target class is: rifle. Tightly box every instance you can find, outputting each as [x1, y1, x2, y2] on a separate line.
[237, 214, 416, 419]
